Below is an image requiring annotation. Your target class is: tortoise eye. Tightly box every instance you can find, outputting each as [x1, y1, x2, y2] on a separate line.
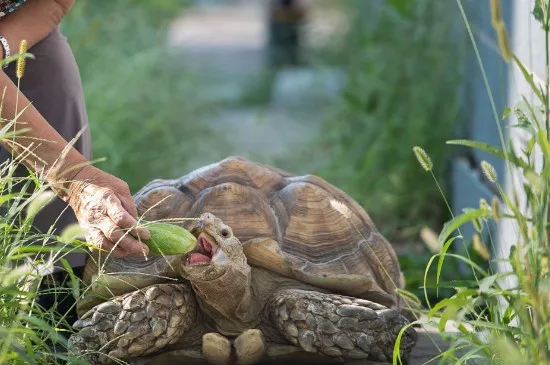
[221, 228, 230, 238]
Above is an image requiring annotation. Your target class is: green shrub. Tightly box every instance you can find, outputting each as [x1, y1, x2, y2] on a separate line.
[399, 1, 550, 364]
[0, 3, 208, 363]
[316, 0, 466, 239]
[0, 100, 88, 364]
[0, 183, 87, 364]
[61, 0, 223, 192]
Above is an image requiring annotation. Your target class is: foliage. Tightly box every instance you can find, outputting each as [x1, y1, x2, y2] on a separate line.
[316, 0, 466, 240]
[1, 2, 204, 363]
[0, 179, 88, 364]
[61, 0, 223, 192]
[0, 61, 89, 364]
[397, 1, 550, 364]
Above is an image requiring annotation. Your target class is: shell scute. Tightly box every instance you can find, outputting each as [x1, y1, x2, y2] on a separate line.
[95, 156, 403, 308]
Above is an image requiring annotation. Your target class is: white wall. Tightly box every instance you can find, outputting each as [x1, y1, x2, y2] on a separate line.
[498, 0, 547, 285]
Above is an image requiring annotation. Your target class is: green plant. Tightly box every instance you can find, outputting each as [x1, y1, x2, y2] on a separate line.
[316, 0, 466, 241]
[397, 1, 550, 364]
[0, 3, 205, 359]
[0, 55, 91, 364]
[0, 177, 89, 364]
[61, 0, 225, 192]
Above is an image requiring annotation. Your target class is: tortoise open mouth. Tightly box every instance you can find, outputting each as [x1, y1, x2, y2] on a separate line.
[184, 233, 217, 266]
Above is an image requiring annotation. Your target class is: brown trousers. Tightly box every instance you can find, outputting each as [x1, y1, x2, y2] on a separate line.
[0, 26, 92, 268]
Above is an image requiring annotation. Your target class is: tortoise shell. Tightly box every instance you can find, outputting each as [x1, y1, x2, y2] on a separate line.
[131, 156, 404, 308]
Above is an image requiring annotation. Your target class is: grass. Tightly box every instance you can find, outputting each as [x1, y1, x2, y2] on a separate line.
[4, 0, 549, 364]
[61, 0, 227, 192]
[390, 1, 550, 364]
[314, 0, 467, 244]
[0, 54, 91, 364]
[1, 2, 207, 363]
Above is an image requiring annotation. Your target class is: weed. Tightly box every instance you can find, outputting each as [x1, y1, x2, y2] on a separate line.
[397, 1, 550, 364]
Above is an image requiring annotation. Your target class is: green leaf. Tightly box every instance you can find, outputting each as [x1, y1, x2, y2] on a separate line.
[524, 168, 544, 194]
[533, 0, 545, 26]
[0, 52, 34, 69]
[395, 288, 422, 306]
[393, 321, 418, 365]
[436, 236, 461, 296]
[478, 274, 498, 293]
[60, 258, 81, 300]
[58, 223, 87, 244]
[492, 336, 526, 365]
[537, 129, 550, 161]
[525, 135, 537, 157]
[388, 0, 411, 16]
[423, 254, 438, 310]
[20, 315, 69, 348]
[502, 107, 512, 119]
[512, 55, 544, 103]
[444, 253, 489, 276]
[438, 209, 488, 247]
[25, 191, 55, 220]
[0, 193, 24, 207]
[446, 139, 529, 169]
[439, 303, 461, 332]
[447, 139, 504, 157]
[428, 296, 472, 319]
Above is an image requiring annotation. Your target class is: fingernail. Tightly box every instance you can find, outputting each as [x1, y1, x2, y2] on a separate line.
[140, 245, 149, 261]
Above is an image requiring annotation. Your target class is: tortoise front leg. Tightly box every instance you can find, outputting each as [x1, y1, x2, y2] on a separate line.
[68, 284, 198, 365]
[267, 289, 417, 363]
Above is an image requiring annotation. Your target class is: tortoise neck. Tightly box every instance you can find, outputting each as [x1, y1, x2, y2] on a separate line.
[190, 263, 261, 335]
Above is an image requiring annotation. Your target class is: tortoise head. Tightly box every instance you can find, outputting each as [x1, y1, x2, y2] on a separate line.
[180, 212, 247, 282]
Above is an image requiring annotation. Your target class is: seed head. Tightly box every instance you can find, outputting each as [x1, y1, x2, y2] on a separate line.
[330, 200, 352, 219]
[472, 233, 490, 261]
[16, 39, 27, 79]
[489, 0, 511, 61]
[479, 198, 489, 212]
[413, 146, 433, 172]
[489, 0, 502, 28]
[491, 197, 501, 221]
[481, 160, 497, 183]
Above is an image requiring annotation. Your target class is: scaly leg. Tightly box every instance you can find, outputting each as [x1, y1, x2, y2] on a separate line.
[268, 289, 417, 363]
[69, 284, 198, 365]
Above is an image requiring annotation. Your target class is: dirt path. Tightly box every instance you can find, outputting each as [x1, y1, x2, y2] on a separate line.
[166, 0, 345, 174]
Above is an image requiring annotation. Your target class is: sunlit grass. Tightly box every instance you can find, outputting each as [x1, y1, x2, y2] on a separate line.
[391, 1, 550, 364]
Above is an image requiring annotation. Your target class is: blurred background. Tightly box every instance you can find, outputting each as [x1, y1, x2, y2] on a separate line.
[59, 0, 501, 305]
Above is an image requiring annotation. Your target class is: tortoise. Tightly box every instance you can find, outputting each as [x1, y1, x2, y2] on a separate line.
[69, 156, 418, 365]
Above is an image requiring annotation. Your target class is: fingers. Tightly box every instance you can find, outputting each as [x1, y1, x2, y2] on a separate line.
[87, 228, 128, 259]
[106, 196, 151, 241]
[73, 180, 152, 258]
[96, 217, 150, 257]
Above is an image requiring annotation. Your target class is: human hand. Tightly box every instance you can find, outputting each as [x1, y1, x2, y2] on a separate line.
[62, 165, 151, 258]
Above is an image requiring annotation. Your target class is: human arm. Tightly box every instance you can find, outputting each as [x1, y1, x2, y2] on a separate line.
[0, 0, 75, 58]
[0, 0, 151, 258]
[0, 69, 150, 257]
